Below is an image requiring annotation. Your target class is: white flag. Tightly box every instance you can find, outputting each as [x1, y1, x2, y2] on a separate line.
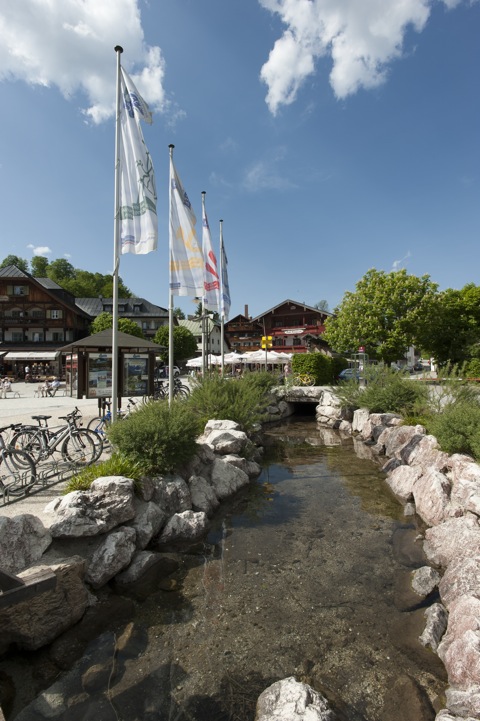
[202, 197, 220, 312]
[220, 228, 231, 321]
[119, 68, 157, 255]
[169, 156, 203, 297]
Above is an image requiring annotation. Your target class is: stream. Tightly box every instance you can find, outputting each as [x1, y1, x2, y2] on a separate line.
[2, 416, 447, 721]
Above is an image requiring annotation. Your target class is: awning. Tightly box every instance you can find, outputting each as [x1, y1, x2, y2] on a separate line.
[4, 351, 60, 361]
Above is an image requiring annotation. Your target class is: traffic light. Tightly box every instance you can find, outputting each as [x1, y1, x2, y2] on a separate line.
[261, 336, 273, 349]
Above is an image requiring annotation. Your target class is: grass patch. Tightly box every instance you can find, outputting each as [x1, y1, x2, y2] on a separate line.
[65, 452, 143, 493]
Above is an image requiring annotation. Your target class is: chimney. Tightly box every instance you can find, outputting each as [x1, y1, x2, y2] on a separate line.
[244, 304, 249, 318]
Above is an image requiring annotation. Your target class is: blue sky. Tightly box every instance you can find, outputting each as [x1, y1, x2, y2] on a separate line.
[0, 0, 478, 319]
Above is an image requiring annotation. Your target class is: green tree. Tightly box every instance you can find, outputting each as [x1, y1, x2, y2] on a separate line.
[153, 325, 197, 363]
[314, 299, 330, 312]
[91, 312, 145, 339]
[173, 307, 186, 320]
[47, 258, 76, 283]
[324, 268, 438, 363]
[0, 255, 29, 272]
[416, 284, 480, 366]
[30, 256, 50, 277]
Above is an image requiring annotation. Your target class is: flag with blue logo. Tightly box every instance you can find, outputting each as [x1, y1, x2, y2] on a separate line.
[119, 67, 157, 255]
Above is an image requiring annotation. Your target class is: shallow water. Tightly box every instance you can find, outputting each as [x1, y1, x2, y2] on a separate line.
[3, 417, 447, 720]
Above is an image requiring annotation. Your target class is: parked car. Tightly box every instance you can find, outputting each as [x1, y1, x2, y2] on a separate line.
[411, 361, 425, 372]
[338, 368, 361, 382]
[156, 365, 181, 379]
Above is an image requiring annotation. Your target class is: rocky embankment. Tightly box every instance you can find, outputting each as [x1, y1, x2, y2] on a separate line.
[312, 387, 480, 721]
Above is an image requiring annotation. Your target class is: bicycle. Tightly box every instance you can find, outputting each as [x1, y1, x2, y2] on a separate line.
[152, 378, 190, 400]
[87, 397, 139, 440]
[291, 373, 316, 386]
[0, 423, 36, 500]
[11, 410, 98, 468]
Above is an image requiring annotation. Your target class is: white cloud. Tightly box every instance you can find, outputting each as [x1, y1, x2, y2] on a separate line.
[243, 155, 295, 192]
[259, 0, 467, 114]
[392, 251, 411, 270]
[0, 0, 167, 124]
[27, 244, 52, 256]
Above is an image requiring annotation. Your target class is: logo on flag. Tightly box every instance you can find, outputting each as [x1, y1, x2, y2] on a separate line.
[119, 68, 157, 255]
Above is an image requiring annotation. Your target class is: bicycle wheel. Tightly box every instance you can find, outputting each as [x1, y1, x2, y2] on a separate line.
[83, 428, 105, 462]
[11, 428, 43, 463]
[0, 449, 36, 496]
[61, 430, 96, 467]
[87, 417, 106, 432]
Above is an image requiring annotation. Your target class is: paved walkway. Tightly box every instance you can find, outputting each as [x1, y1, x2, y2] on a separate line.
[0, 383, 130, 522]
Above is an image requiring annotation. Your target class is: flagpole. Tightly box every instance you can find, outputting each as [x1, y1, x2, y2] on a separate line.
[220, 219, 225, 375]
[112, 45, 123, 422]
[201, 191, 207, 377]
[168, 144, 175, 406]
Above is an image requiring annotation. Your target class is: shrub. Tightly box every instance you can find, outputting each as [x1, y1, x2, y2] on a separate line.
[465, 358, 480, 378]
[291, 353, 332, 384]
[186, 373, 272, 433]
[107, 399, 199, 474]
[65, 453, 143, 493]
[427, 401, 480, 459]
[335, 365, 429, 415]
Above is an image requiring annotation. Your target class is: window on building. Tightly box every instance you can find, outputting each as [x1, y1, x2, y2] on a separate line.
[8, 285, 29, 296]
[12, 332, 23, 342]
[47, 309, 63, 320]
[52, 332, 64, 342]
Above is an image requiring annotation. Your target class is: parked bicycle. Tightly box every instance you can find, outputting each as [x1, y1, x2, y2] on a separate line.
[0, 423, 36, 499]
[153, 378, 190, 400]
[87, 397, 140, 441]
[11, 409, 99, 468]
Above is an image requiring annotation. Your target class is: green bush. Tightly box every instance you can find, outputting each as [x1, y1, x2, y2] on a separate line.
[427, 401, 480, 459]
[65, 453, 143, 493]
[291, 353, 332, 384]
[335, 365, 429, 415]
[186, 373, 272, 433]
[465, 358, 480, 378]
[107, 399, 199, 474]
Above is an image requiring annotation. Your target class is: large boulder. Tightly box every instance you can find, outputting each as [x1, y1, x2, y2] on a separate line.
[255, 677, 336, 721]
[438, 595, 480, 687]
[201, 428, 249, 455]
[45, 477, 136, 538]
[126, 499, 166, 550]
[0, 514, 52, 574]
[412, 468, 452, 527]
[438, 554, 480, 610]
[85, 527, 137, 589]
[419, 603, 448, 652]
[449, 460, 480, 517]
[0, 556, 88, 653]
[114, 550, 170, 586]
[386, 465, 423, 502]
[151, 475, 192, 516]
[188, 474, 220, 516]
[424, 515, 480, 567]
[156, 510, 209, 546]
[210, 458, 250, 500]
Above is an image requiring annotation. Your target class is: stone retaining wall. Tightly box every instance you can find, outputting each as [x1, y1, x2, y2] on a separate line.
[313, 387, 480, 721]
